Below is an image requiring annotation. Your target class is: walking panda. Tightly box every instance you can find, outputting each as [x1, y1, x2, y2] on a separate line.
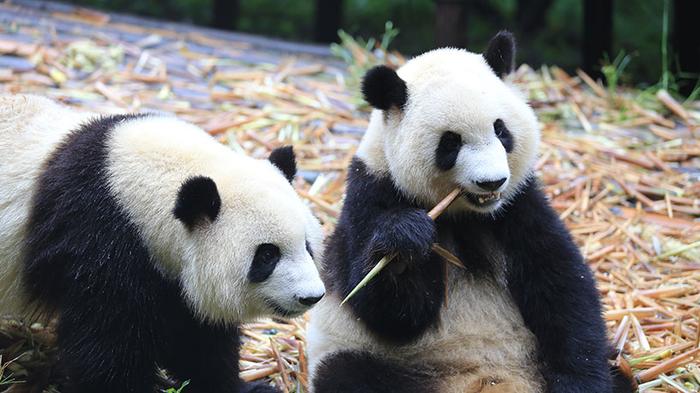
[307, 32, 632, 393]
[0, 95, 325, 393]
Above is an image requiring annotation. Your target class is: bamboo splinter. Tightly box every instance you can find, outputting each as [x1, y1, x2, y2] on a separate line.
[340, 188, 462, 306]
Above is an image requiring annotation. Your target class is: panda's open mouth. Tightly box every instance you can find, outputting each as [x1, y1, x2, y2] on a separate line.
[463, 191, 502, 207]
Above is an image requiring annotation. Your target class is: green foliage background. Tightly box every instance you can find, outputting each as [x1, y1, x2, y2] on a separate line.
[67, 0, 671, 85]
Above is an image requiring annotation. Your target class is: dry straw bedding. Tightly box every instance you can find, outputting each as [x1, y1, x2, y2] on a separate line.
[0, 3, 698, 392]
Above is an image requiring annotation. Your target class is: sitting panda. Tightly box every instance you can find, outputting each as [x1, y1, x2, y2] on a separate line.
[307, 32, 632, 393]
[0, 95, 325, 393]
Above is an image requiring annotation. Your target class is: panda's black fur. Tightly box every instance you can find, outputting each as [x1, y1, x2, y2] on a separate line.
[315, 351, 439, 393]
[483, 30, 517, 78]
[310, 32, 634, 393]
[361, 65, 408, 110]
[173, 175, 222, 229]
[22, 115, 278, 393]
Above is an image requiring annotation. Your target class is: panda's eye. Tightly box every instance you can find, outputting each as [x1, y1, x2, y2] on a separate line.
[248, 243, 281, 283]
[494, 119, 514, 153]
[436, 131, 462, 171]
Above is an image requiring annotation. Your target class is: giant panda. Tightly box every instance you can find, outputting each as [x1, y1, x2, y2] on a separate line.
[0, 95, 325, 393]
[307, 32, 632, 393]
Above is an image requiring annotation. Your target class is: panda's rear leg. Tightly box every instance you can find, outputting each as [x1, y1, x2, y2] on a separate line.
[313, 351, 438, 393]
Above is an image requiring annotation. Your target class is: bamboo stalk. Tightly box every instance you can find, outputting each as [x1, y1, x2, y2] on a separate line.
[636, 346, 700, 383]
[270, 338, 291, 393]
[432, 243, 465, 269]
[340, 188, 462, 305]
[428, 188, 462, 219]
[656, 89, 690, 123]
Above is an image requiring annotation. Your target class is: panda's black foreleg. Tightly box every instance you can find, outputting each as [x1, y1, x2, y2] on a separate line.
[496, 179, 620, 393]
[56, 298, 157, 393]
[343, 206, 445, 344]
[163, 323, 280, 393]
[335, 159, 445, 343]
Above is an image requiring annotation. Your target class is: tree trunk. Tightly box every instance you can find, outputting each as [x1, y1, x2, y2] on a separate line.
[435, 0, 468, 48]
[582, 0, 613, 80]
[673, 0, 699, 96]
[516, 0, 554, 34]
[314, 0, 343, 43]
[211, 0, 239, 31]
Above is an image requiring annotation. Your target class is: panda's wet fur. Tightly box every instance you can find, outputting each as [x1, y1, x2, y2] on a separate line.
[308, 32, 633, 393]
[0, 95, 324, 393]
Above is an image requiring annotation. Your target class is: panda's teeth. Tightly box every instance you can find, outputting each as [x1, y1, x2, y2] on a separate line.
[478, 196, 486, 204]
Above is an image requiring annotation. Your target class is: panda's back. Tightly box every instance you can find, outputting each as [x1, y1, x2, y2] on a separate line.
[0, 95, 93, 315]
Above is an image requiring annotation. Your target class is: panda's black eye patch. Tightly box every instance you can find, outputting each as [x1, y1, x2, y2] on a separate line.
[436, 131, 462, 171]
[494, 119, 514, 153]
[248, 243, 281, 283]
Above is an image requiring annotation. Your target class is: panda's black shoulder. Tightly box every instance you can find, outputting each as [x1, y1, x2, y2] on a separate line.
[22, 113, 156, 307]
[496, 176, 573, 240]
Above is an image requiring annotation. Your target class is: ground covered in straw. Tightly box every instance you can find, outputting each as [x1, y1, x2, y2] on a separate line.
[0, 2, 698, 392]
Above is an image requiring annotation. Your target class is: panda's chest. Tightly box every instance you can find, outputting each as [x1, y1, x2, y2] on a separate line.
[431, 224, 524, 337]
[407, 226, 541, 390]
[421, 277, 542, 392]
[435, 221, 505, 281]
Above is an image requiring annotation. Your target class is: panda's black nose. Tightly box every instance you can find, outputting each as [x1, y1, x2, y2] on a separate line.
[298, 294, 324, 306]
[476, 178, 507, 192]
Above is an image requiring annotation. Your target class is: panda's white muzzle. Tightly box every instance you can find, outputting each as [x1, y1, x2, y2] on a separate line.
[455, 140, 510, 210]
[262, 253, 326, 317]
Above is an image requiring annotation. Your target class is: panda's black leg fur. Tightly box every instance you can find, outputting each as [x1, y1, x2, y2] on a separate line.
[313, 351, 438, 393]
[495, 178, 628, 392]
[56, 299, 157, 393]
[330, 159, 444, 343]
[163, 323, 263, 393]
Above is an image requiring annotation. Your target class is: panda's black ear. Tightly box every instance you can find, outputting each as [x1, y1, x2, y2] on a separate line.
[174, 176, 221, 230]
[484, 30, 516, 79]
[269, 146, 296, 183]
[362, 65, 408, 110]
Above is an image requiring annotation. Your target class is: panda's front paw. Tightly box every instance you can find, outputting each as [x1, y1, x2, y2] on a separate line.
[241, 381, 281, 393]
[370, 208, 436, 262]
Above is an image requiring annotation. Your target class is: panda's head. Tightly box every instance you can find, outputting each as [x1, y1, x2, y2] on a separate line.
[357, 31, 540, 214]
[170, 147, 326, 323]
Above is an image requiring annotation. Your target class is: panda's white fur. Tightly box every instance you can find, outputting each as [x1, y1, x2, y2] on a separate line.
[0, 94, 325, 325]
[0, 95, 93, 316]
[357, 48, 539, 214]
